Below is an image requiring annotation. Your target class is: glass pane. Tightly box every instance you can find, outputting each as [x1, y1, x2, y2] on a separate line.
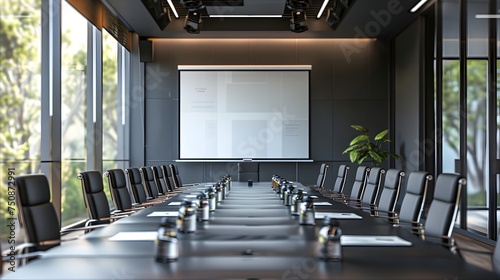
[442, 0, 459, 58]
[102, 30, 119, 210]
[61, 1, 88, 226]
[467, 0, 488, 58]
[102, 29, 119, 161]
[442, 60, 460, 173]
[466, 59, 488, 235]
[0, 0, 42, 241]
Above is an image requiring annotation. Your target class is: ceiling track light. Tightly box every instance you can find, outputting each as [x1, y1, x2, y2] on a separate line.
[184, 11, 202, 34]
[290, 11, 308, 33]
[180, 0, 205, 34]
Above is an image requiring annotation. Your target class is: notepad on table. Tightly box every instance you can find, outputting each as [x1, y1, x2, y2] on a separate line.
[168, 202, 182, 206]
[147, 211, 178, 217]
[109, 231, 157, 241]
[314, 202, 332, 206]
[314, 212, 363, 220]
[341, 235, 412, 246]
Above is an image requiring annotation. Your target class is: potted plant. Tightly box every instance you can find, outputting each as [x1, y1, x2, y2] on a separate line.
[343, 125, 400, 166]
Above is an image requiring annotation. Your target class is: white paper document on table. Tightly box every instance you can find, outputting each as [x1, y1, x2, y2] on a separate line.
[168, 201, 182, 206]
[147, 211, 178, 217]
[341, 235, 412, 246]
[109, 231, 157, 241]
[314, 202, 332, 206]
[314, 212, 363, 220]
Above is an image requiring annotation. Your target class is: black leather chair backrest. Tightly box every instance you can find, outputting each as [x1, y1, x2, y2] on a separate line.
[78, 171, 111, 223]
[237, 162, 259, 182]
[315, 163, 329, 189]
[152, 166, 168, 194]
[15, 174, 61, 251]
[424, 173, 464, 239]
[170, 164, 184, 188]
[349, 166, 369, 199]
[361, 167, 384, 205]
[140, 166, 159, 198]
[398, 171, 432, 224]
[377, 169, 404, 213]
[106, 169, 133, 211]
[160, 165, 175, 192]
[125, 168, 149, 203]
[331, 165, 349, 193]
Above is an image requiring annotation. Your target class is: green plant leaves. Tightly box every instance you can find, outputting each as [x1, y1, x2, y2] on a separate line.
[349, 134, 369, 146]
[374, 129, 389, 141]
[351, 125, 368, 132]
[344, 126, 400, 166]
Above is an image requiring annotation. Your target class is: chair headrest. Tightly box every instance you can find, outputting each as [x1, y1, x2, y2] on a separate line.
[80, 171, 104, 194]
[406, 171, 431, 195]
[127, 168, 142, 184]
[433, 173, 462, 202]
[141, 166, 154, 179]
[337, 165, 349, 177]
[16, 174, 51, 206]
[367, 167, 384, 184]
[384, 169, 403, 190]
[107, 169, 127, 189]
[354, 166, 368, 181]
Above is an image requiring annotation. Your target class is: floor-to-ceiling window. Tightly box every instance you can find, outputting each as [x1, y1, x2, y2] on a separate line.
[439, 0, 499, 240]
[61, 0, 88, 226]
[0, 0, 131, 241]
[101, 28, 130, 208]
[0, 0, 42, 243]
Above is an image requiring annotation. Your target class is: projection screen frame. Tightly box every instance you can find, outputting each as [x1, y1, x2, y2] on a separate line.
[178, 65, 312, 161]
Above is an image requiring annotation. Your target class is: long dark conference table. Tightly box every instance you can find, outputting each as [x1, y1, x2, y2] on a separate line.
[3, 181, 498, 279]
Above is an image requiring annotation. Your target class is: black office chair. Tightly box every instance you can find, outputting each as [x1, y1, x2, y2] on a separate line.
[415, 173, 465, 251]
[322, 164, 350, 197]
[237, 162, 260, 182]
[151, 166, 169, 196]
[2, 174, 103, 265]
[78, 171, 134, 225]
[347, 167, 384, 209]
[331, 166, 369, 203]
[161, 164, 183, 193]
[139, 166, 161, 199]
[125, 167, 162, 206]
[380, 171, 432, 227]
[309, 163, 329, 191]
[366, 169, 405, 219]
[169, 164, 196, 188]
[105, 169, 147, 211]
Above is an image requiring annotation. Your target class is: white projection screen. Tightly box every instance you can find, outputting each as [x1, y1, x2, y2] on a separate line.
[179, 65, 310, 160]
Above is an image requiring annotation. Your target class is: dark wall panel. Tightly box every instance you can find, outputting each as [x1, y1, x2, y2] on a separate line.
[394, 20, 421, 174]
[137, 38, 390, 183]
[145, 98, 173, 161]
[310, 99, 333, 161]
